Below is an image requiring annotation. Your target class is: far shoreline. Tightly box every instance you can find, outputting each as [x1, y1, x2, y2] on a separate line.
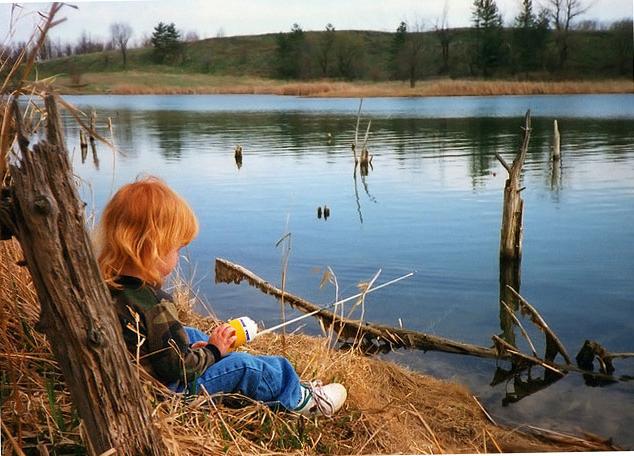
[51, 72, 634, 98]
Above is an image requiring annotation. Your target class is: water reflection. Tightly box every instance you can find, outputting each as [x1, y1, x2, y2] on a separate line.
[149, 111, 184, 161]
[550, 157, 561, 193]
[492, 364, 564, 406]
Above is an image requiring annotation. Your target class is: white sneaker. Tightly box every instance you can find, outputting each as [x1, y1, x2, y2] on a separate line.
[294, 381, 347, 417]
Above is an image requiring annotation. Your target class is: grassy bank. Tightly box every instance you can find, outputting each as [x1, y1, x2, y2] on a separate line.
[52, 71, 633, 97]
[0, 239, 619, 454]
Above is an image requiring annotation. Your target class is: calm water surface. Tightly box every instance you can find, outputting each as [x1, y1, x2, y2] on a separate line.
[63, 94, 634, 447]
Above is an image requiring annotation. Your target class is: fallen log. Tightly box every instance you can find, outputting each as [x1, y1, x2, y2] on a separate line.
[215, 258, 632, 387]
[215, 258, 502, 359]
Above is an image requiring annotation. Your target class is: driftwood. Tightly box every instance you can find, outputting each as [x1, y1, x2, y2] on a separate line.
[0, 95, 166, 455]
[575, 340, 634, 375]
[496, 110, 531, 260]
[215, 258, 503, 359]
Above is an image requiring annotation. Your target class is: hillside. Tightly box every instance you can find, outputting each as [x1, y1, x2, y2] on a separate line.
[39, 29, 632, 85]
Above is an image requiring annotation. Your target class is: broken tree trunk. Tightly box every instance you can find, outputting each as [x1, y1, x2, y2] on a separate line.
[552, 120, 561, 161]
[215, 258, 502, 359]
[0, 95, 167, 455]
[496, 110, 531, 261]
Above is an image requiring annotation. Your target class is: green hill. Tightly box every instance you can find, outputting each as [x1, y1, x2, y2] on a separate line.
[40, 28, 632, 79]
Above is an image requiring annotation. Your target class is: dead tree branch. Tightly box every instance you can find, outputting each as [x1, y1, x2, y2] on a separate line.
[507, 285, 572, 364]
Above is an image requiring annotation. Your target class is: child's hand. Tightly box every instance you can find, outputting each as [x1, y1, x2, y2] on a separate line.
[209, 324, 237, 357]
[190, 341, 207, 350]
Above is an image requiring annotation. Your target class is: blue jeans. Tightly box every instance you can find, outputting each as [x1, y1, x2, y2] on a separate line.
[174, 326, 302, 411]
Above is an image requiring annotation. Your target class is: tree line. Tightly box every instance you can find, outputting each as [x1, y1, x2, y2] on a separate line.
[274, 0, 632, 85]
[3, 21, 199, 67]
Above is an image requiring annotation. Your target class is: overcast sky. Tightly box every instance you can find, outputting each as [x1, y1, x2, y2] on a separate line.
[2, 0, 632, 45]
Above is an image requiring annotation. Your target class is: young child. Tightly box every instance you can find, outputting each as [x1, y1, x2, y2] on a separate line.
[96, 176, 346, 416]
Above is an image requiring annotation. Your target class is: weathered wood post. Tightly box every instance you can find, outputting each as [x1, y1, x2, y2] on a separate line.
[552, 119, 561, 161]
[0, 95, 167, 455]
[79, 129, 88, 163]
[496, 110, 532, 261]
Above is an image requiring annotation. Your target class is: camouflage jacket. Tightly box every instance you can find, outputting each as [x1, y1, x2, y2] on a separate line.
[110, 276, 221, 385]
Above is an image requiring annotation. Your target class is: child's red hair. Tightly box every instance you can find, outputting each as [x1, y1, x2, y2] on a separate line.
[97, 176, 199, 287]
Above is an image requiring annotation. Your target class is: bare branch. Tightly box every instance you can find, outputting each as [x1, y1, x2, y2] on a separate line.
[506, 285, 572, 364]
[495, 152, 511, 173]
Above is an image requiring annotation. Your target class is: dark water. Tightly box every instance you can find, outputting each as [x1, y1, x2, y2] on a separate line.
[62, 94, 634, 447]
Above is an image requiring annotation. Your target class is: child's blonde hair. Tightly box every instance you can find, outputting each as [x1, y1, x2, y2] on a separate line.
[97, 176, 199, 287]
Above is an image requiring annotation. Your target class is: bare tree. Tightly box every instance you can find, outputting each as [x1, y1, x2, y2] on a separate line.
[434, 1, 453, 74]
[38, 36, 53, 61]
[318, 23, 336, 76]
[610, 19, 634, 75]
[335, 32, 365, 79]
[110, 22, 133, 67]
[74, 31, 104, 55]
[545, 0, 589, 68]
[185, 30, 200, 42]
[402, 20, 426, 88]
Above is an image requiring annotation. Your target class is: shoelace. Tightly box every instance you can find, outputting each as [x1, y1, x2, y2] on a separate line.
[303, 380, 335, 417]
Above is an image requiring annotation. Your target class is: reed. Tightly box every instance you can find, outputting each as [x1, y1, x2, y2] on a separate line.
[50, 71, 634, 97]
[0, 239, 619, 454]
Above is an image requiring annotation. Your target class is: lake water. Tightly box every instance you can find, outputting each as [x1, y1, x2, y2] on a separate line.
[61, 94, 634, 447]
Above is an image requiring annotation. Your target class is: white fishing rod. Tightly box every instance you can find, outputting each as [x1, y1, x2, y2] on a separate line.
[228, 271, 414, 346]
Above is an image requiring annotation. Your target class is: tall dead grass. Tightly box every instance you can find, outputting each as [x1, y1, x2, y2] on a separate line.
[54, 72, 634, 97]
[1, 239, 619, 454]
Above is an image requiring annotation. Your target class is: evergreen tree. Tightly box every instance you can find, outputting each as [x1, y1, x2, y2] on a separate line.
[317, 23, 336, 76]
[275, 23, 307, 79]
[471, 0, 505, 76]
[513, 1, 549, 73]
[390, 21, 408, 79]
[151, 22, 182, 64]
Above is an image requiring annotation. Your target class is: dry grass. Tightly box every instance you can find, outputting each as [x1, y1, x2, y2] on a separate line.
[0, 239, 620, 454]
[52, 71, 634, 97]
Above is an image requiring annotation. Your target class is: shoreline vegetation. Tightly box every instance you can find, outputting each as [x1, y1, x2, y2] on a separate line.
[53, 72, 633, 97]
[0, 239, 621, 454]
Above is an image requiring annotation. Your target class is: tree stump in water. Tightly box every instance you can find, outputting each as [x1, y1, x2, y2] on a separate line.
[552, 119, 561, 161]
[497, 110, 531, 261]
